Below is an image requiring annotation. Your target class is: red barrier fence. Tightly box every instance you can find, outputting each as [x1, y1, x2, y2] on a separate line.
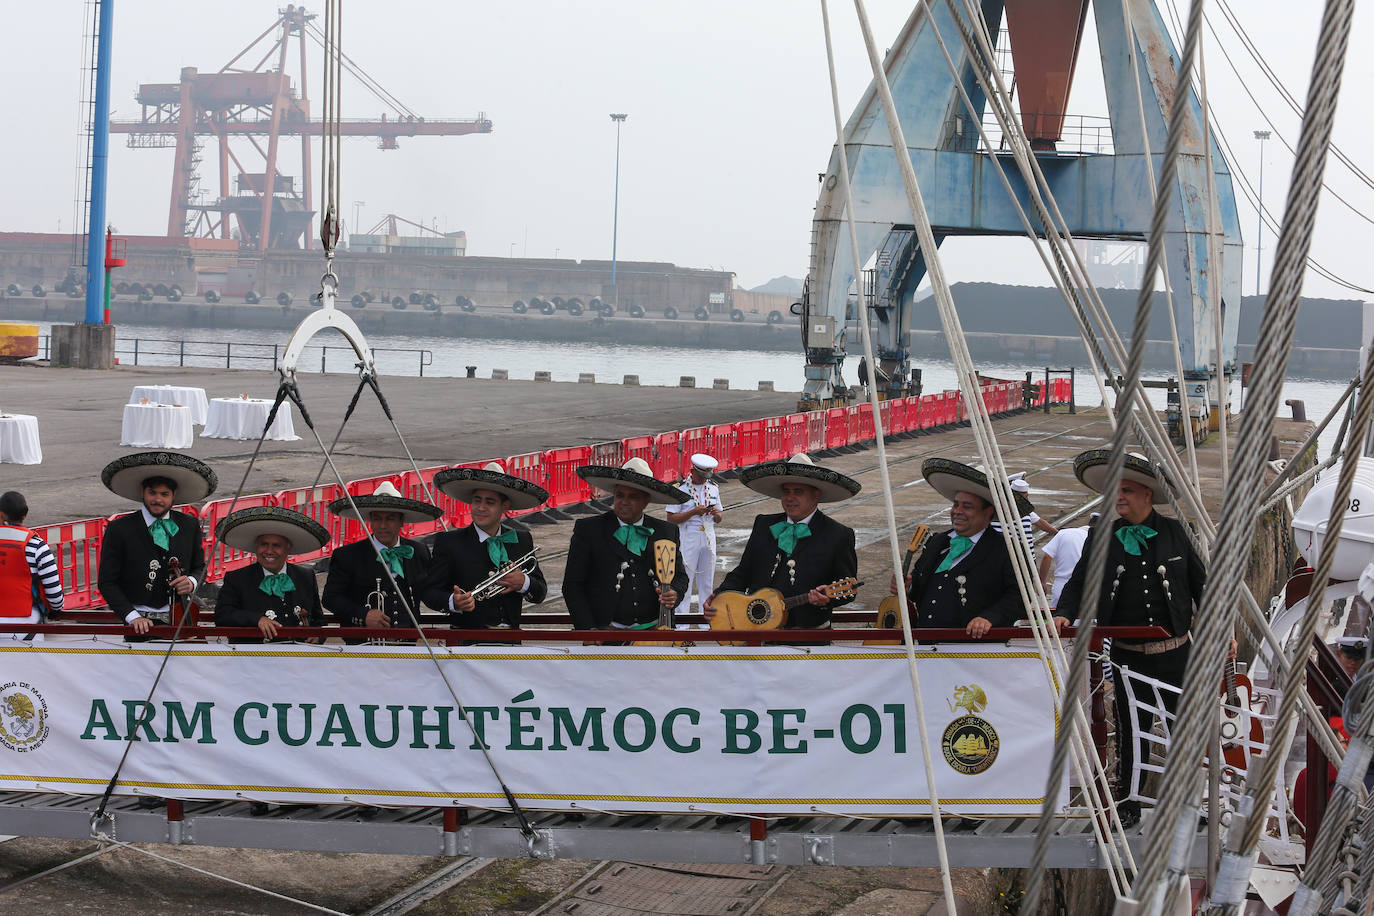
[46, 380, 1076, 607]
[544, 446, 593, 508]
[33, 518, 106, 611]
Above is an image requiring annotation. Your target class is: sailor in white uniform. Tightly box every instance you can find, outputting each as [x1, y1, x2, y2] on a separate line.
[666, 453, 724, 611]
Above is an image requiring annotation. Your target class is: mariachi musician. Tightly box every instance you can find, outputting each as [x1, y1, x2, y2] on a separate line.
[97, 452, 216, 634]
[213, 506, 330, 640]
[708, 453, 860, 630]
[423, 462, 549, 628]
[563, 457, 689, 631]
[323, 481, 440, 633]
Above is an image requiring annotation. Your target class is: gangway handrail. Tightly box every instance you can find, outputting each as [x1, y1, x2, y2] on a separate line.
[0, 623, 1170, 642]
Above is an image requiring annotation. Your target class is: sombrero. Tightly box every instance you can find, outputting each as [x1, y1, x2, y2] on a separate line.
[433, 462, 549, 511]
[216, 505, 331, 555]
[1073, 449, 1171, 505]
[101, 452, 218, 504]
[739, 453, 860, 503]
[577, 457, 683, 505]
[922, 458, 1034, 516]
[327, 480, 444, 525]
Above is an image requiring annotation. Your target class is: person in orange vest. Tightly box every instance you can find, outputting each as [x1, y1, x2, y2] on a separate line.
[0, 491, 64, 627]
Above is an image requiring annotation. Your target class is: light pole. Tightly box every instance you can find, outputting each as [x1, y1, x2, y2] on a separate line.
[610, 113, 627, 310]
[352, 201, 365, 237]
[1253, 130, 1270, 297]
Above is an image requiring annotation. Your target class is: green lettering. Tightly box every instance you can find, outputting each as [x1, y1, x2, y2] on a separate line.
[122, 700, 159, 743]
[162, 701, 215, 744]
[504, 704, 543, 750]
[549, 707, 609, 751]
[410, 706, 455, 749]
[721, 708, 761, 754]
[317, 704, 362, 747]
[80, 699, 120, 741]
[661, 707, 701, 753]
[234, 702, 269, 746]
[466, 706, 499, 750]
[768, 708, 807, 754]
[360, 704, 404, 748]
[273, 703, 316, 747]
[612, 707, 655, 752]
[883, 703, 907, 754]
[840, 704, 881, 753]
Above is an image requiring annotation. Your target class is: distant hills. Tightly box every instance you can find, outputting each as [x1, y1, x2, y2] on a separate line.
[748, 276, 803, 297]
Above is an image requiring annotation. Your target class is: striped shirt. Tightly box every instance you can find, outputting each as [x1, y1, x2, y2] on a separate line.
[26, 535, 64, 615]
[990, 512, 1040, 544]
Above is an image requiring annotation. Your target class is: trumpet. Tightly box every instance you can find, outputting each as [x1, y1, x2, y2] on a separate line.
[366, 577, 390, 623]
[469, 548, 540, 601]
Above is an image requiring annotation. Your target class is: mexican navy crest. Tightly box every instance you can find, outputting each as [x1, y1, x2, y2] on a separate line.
[942, 684, 999, 775]
[0, 682, 49, 752]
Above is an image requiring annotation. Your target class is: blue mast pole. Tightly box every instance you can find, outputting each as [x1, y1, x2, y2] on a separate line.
[84, 0, 115, 325]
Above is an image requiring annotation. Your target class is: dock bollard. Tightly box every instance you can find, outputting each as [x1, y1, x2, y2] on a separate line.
[679, 376, 696, 388]
[758, 380, 774, 391]
[578, 373, 596, 384]
[465, 365, 476, 378]
[713, 379, 730, 390]
[491, 369, 509, 380]
[534, 371, 552, 382]
[623, 374, 640, 386]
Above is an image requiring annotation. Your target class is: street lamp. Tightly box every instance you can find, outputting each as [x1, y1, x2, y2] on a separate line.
[610, 113, 628, 310]
[1253, 130, 1270, 297]
[352, 201, 365, 236]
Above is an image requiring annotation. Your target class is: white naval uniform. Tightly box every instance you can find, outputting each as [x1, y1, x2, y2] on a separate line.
[670, 478, 723, 608]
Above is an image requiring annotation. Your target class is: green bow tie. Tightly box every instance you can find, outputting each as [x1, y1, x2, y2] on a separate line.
[258, 571, 296, 599]
[614, 522, 652, 557]
[378, 543, 414, 578]
[149, 516, 178, 551]
[1116, 524, 1158, 557]
[486, 529, 520, 566]
[769, 520, 812, 555]
[935, 535, 974, 573]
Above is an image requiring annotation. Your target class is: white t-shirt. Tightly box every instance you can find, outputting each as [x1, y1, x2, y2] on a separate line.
[1042, 526, 1091, 607]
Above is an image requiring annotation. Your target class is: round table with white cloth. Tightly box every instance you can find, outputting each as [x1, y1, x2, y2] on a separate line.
[202, 398, 299, 441]
[129, 385, 210, 425]
[120, 404, 194, 449]
[0, 414, 42, 464]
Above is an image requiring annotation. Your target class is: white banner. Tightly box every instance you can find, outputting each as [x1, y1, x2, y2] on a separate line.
[0, 642, 1067, 815]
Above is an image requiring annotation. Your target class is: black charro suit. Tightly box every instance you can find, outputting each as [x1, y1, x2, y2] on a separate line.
[213, 562, 323, 631]
[1055, 511, 1206, 803]
[906, 527, 1023, 629]
[323, 536, 432, 627]
[98, 509, 206, 620]
[422, 525, 547, 628]
[562, 512, 689, 629]
[716, 510, 858, 629]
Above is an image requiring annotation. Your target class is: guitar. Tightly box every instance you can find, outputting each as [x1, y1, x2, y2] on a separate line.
[708, 577, 862, 645]
[631, 540, 684, 647]
[867, 525, 931, 645]
[1217, 657, 1264, 770]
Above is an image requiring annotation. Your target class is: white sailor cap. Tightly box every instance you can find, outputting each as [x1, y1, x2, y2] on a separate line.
[1335, 636, 1368, 653]
[690, 453, 719, 472]
[1010, 478, 1031, 494]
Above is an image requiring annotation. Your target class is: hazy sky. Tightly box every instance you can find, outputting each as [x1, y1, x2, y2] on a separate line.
[5, 1, 1373, 298]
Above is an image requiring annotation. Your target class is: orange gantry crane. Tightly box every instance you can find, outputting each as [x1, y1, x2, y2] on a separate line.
[109, 4, 491, 251]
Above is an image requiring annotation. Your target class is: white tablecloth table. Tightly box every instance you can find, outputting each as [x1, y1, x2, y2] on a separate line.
[130, 385, 210, 425]
[120, 404, 194, 449]
[0, 414, 42, 464]
[202, 398, 299, 441]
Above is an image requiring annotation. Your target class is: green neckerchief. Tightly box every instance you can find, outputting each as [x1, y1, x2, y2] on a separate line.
[485, 529, 520, 566]
[614, 522, 652, 557]
[935, 535, 974, 573]
[258, 570, 296, 599]
[769, 519, 811, 555]
[149, 516, 178, 551]
[1115, 523, 1158, 557]
[378, 542, 414, 578]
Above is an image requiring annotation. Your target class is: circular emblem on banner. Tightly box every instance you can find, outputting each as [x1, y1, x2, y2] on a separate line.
[0, 682, 49, 752]
[941, 715, 999, 775]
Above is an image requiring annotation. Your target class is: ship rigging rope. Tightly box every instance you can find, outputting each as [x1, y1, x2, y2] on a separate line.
[900, 0, 1139, 892]
[819, 5, 957, 911]
[1019, 0, 1212, 907]
[850, 0, 1142, 902]
[319, 0, 342, 255]
[1113, 0, 1359, 910]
